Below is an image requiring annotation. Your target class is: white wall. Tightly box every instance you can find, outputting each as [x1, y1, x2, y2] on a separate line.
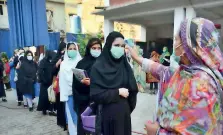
[46, 1, 65, 32]
[0, 4, 9, 29]
[213, 19, 223, 51]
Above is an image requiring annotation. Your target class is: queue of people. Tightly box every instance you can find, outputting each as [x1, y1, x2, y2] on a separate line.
[0, 17, 223, 135]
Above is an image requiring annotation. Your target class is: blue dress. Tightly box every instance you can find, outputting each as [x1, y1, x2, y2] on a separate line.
[9, 62, 16, 89]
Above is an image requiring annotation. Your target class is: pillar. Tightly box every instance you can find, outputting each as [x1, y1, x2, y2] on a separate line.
[140, 25, 147, 42]
[173, 7, 186, 38]
[104, 0, 110, 7]
[186, 7, 196, 19]
[104, 19, 114, 40]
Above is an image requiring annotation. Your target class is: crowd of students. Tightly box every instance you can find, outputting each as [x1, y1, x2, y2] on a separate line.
[0, 17, 223, 135]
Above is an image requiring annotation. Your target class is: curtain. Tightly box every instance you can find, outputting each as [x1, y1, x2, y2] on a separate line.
[48, 32, 60, 50]
[7, 0, 49, 49]
[0, 29, 12, 57]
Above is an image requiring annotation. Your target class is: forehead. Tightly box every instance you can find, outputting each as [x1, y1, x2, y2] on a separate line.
[112, 37, 124, 44]
[91, 44, 101, 48]
[68, 44, 76, 48]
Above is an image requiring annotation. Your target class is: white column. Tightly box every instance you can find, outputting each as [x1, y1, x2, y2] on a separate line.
[174, 7, 186, 37]
[186, 7, 196, 20]
[77, 4, 82, 17]
[140, 25, 147, 42]
[69, 16, 74, 33]
[104, 19, 114, 39]
[104, 0, 110, 7]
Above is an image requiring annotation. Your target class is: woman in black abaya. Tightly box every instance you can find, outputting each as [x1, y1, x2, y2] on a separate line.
[90, 31, 138, 135]
[52, 41, 67, 130]
[37, 50, 56, 115]
[17, 50, 37, 112]
[72, 38, 102, 135]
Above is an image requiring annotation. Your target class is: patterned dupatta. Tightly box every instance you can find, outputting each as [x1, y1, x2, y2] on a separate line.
[158, 18, 223, 135]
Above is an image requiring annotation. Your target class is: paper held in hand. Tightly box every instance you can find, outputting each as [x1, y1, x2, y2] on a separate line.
[72, 68, 89, 81]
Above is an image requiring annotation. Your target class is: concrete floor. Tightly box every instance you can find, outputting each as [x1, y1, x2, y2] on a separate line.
[0, 90, 156, 135]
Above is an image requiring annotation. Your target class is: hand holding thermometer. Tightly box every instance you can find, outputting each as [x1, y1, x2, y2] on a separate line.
[125, 39, 135, 48]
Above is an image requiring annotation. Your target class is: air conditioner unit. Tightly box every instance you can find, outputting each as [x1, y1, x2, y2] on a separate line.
[0, 16, 9, 29]
[0, 1, 9, 29]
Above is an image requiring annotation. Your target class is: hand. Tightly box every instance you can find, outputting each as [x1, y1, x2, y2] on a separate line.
[144, 121, 160, 135]
[119, 88, 129, 98]
[56, 59, 62, 68]
[127, 46, 139, 60]
[16, 63, 20, 69]
[126, 46, 143, 65]
[81, 78, 90, 85]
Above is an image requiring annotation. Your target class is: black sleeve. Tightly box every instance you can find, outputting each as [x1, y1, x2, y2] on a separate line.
[91, 90, 120, 104]
[72, 75, 89, 95]
[33, 63, 38, 83]
[128, 91, 137, 113]
[13, 57, 19, 68]
[51, 56, 60, 76]
[52, 66, 60, 76]
[38, 61, 46, 84]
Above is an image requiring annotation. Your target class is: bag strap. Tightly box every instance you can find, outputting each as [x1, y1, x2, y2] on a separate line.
[190, 65, 223, 112]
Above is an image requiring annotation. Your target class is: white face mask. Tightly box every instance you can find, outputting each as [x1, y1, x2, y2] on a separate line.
[90, 49, 101, 58]
[27, 56, 33, 61]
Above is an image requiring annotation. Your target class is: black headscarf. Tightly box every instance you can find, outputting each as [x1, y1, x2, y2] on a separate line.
[38, 50, 56, 84]
[45, 50, 56, 62]
[90, 31, 138, 96]
[76, 38, 102, 72]
[40, 50, 56, 68]
[53, 41, 66, 63]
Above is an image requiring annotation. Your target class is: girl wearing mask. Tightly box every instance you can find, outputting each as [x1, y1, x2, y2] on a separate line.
[59, 42, 82, 134]
[17, 50, 37, 111]
[90, 31, 138, 135]
[72, 38, 102, 135]
[15, 49, 25, 106]
[129, 18, 223, 134]
[37, 50, 56, 115]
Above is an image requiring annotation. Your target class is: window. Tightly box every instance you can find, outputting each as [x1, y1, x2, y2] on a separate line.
[0, 5, 3, 15]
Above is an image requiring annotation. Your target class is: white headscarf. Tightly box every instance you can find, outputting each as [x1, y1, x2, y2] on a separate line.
[59, 42, 82, 102]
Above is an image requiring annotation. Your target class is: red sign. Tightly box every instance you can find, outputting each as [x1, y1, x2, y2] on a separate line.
[110, 0, 136, 6]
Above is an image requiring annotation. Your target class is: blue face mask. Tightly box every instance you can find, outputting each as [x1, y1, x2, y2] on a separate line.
[170, 52, 180, 72]
[90, 49, 101, 58]
[110, 46, 125, 59]
[67, 50, 77, 59]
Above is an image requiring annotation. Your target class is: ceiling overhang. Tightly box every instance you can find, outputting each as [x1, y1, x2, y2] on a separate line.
[93, 0, 223, 21]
